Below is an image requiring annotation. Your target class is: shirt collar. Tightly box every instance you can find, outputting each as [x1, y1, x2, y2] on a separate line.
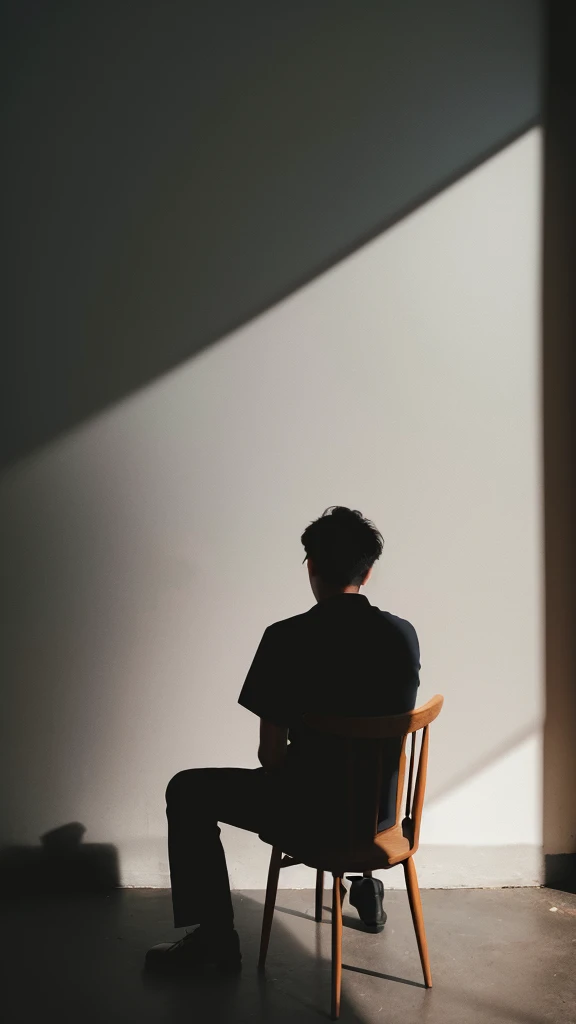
[312, 593, 371, 612]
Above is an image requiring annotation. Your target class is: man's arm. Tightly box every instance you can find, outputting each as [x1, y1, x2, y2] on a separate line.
[258, 719, 288, 773]
[238, 625, 291, 769]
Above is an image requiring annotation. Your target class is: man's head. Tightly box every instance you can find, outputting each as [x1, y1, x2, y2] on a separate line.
[301, 506, 384, 601]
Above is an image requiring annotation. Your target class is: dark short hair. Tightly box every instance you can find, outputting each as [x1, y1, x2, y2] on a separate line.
[301, 506, 384, 586]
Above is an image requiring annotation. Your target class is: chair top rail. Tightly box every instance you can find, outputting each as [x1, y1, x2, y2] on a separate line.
[304, 694, 444, 739]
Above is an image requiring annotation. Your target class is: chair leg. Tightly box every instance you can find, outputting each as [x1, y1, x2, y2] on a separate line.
[315, 869, 324, 922]
[331, 874, 343, 1020]
[403, 855, 432, 988]
[259, 846, 282, 968]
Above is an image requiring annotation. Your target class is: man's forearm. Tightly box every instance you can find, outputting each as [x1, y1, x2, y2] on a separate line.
[258, 719, 288, 772]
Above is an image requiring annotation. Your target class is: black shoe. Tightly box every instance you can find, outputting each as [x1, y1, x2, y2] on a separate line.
[145, 927, 242, 974]
[347, 876, 387, 932]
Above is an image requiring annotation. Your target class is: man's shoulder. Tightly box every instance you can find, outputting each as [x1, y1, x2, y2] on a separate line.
[374, 608, 418, 635]
[371, 607, 420, 661]
[265, 604, 418, 640]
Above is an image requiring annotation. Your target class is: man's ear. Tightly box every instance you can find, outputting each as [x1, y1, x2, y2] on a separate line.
[362, 566, 373, 586]
[307, 558, 317, 578]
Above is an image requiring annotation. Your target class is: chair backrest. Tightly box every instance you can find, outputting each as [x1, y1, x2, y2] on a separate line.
[303, 695, 444, 849]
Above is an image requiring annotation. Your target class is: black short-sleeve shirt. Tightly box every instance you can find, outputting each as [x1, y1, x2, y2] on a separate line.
[238, 593, 420, 831]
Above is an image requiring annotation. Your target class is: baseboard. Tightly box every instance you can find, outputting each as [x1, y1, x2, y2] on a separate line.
[114, 831, 542, 889]
[408, 844, 542, 888]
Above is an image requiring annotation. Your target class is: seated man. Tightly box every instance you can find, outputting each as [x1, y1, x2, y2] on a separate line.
[146, 506, 420, 973]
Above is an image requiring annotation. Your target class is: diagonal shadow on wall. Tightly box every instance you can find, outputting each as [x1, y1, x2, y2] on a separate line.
[1, 0, 541, 467]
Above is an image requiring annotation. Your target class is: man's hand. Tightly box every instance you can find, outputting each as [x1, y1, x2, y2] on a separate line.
[258, 719, 288, 773]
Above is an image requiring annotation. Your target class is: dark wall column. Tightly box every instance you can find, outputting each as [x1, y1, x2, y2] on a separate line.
[543, 0, 576, 892]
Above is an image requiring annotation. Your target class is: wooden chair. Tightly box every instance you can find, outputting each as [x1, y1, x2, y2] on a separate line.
[257, 694, 444, 1019]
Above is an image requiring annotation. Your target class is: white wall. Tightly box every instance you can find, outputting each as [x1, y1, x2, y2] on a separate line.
[0, 130, 542, 888]
[1, 0, 541, 466]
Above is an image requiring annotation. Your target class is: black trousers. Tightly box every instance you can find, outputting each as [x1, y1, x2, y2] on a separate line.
[166, 767, 278, 929]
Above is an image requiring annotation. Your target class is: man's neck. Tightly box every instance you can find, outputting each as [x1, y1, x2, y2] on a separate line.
[315, 584, 360, 603]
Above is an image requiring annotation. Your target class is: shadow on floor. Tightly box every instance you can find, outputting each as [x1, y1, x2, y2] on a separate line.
[276, 899, 389, 935]
[0, 822, 120, 897]
[1, 887, 575, 1023]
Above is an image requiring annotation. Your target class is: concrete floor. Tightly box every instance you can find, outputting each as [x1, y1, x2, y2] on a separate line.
[1, 886, 575, 1023]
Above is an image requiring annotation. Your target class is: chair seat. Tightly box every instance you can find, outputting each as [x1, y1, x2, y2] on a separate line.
[260, 821, 414, 874]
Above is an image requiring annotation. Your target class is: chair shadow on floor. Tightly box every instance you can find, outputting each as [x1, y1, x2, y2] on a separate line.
[273, 900, 426, 989]
[274, 900, 371, 930]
